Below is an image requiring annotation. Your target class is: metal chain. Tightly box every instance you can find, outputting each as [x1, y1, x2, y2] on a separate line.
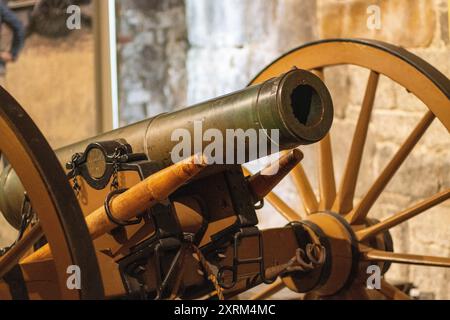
[72, 175, 81, 197]
[110, 147, 124, 191]
[263, 243, 326, 279]
[110, 163, 119, 190]
[190, 244, 225, 300]
[69, 153, 83, 197]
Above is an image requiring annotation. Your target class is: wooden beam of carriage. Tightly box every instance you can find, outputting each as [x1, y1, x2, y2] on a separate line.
[21, 154, 208, 264]
[246, 149, 303, 200]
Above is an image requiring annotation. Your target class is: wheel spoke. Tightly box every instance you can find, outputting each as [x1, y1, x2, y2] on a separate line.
[291, 164, 318, 215]
[346, 110, 435, 224]
[357, 188, 450, 241]
[0, 222, 43, 279]
[250, 278, 285, 300]
[363, 249, 450, 268]
[378, 279, 411, 300]
[318, 133, 337, 210]
[265, 192, 302, 221]
[312, 68, 337, 211]
[333, 71, 379, 214]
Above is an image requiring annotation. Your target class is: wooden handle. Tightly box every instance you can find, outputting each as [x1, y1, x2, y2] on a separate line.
[22, 154, 207, 264]
[247, 149, 303, 200]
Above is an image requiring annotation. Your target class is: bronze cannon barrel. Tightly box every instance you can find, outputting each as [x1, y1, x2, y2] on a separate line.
[0, 69, 332, 228]
[57, 68, 333, 167]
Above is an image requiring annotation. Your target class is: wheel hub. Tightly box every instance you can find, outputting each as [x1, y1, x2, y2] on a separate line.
[282, 212, 393, 297]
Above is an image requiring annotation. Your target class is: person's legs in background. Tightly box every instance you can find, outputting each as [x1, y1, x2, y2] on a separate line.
[0, 60, 5, 87]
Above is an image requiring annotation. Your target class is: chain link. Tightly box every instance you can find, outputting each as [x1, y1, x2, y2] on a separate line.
[110, 147, 125, 191]
[190, 244, 224, 300]
[264, 243, 326, 279]
[68, 152, 83, 197]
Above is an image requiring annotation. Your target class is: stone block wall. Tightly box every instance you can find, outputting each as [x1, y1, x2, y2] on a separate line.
[117, 0, 187, 125]
[186, 0, 318, 104]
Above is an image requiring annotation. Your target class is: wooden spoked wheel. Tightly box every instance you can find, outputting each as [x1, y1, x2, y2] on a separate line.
[247, 39, 450, 300]
[0, 87, 104, 299]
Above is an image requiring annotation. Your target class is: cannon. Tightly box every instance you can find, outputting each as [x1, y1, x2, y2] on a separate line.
[0, 39, 449, 300]
[0, 68, 332, 230]
[0, 67, 333, 299]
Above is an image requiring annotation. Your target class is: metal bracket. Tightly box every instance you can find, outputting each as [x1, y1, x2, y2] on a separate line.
[216, 226, 276, 289]
[117, 201, 185, 299]
[206, 167, 259, 247]
[66, 140, 148, 191]
[3, 265, 29, 300]
[104, 188, 143, 227]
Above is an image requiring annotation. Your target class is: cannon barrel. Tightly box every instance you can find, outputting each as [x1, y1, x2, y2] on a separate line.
[0, 69, 332, 229]
[56, 68, 333, 167]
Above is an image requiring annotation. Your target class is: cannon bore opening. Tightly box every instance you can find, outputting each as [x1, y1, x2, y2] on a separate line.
[290, 84, 323, 127]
